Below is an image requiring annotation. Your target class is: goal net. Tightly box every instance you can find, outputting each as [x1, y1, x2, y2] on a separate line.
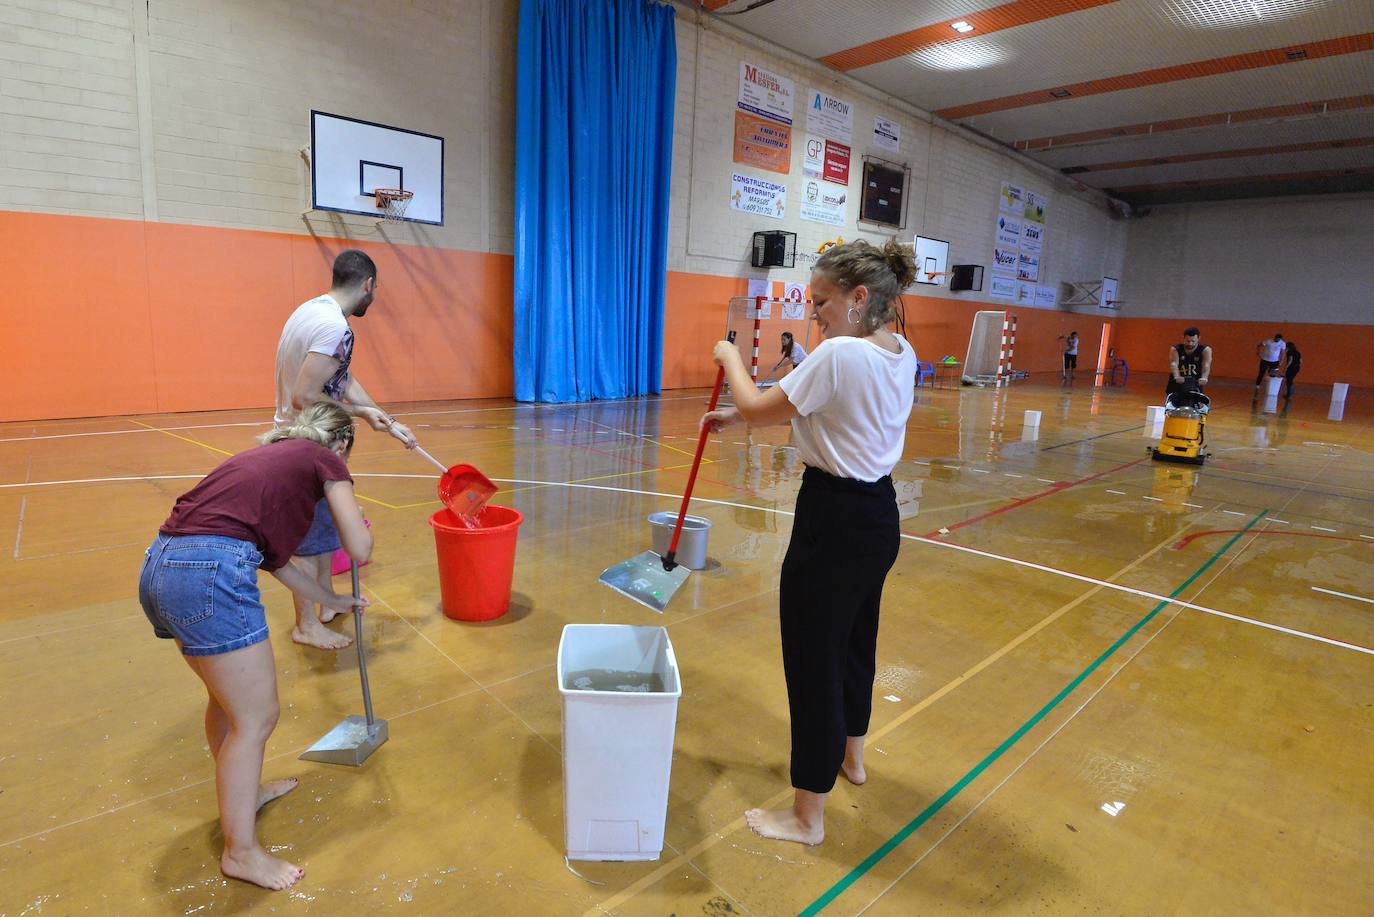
[726, 296, 815, 386]
[963, 310, 1007, 385]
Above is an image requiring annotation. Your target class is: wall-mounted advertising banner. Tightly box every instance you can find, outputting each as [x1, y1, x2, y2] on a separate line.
[803, 134, 825, 178]
[1020, 219, 1044, 253]
[733, 111, 791, 175]
[873, 116, 899, 152]
[989, 274, 1017, 299]
[731, 172, 787, 219]
[800, 178, 847, 226]
[1018, 283, 1035, 304]
[1017, 250, 1040, 282]
[1025, 190, 1049, 224]
[806, 89, 853, 145]
[1035, 285, 1057, 309]
[999, 181, 1025, 215]
[993, 247, 1018, 273]
[823, 140, 850, 185]
[996, 215, 1021, 248]
[739, 62, 794, 125]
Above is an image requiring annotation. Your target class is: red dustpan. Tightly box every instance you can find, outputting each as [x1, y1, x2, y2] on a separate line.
[391, 426, 498, 517]
[416, 447, 497, 516]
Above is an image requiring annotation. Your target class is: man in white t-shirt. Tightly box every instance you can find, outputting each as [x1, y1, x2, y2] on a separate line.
[275, 249, 417, 650]
[1255, 333, 1286, 389]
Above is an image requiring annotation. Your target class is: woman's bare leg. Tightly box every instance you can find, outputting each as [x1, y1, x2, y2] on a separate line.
[185, 643, 303, 890]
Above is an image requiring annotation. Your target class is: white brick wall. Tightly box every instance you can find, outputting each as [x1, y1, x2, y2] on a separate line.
[0, 0, 142, 218]
[0, 0, 517, 252]
[1122, 193, 1372, 324]
[666, 7, 1127, 313]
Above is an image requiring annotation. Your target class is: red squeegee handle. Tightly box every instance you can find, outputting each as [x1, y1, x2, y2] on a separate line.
[663, 331, 735, 570]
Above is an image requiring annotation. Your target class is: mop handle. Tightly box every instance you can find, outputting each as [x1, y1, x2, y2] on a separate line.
[665, 364, 727, 564]
[385, 421, 448, 473]
[411, 445, 449, 474]
[351, 561, 375, 727]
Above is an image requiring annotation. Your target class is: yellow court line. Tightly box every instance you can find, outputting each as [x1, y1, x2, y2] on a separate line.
[130, 418, 403, 509]
[128, 419, 233, 457]
[583, 522, 1194, 916]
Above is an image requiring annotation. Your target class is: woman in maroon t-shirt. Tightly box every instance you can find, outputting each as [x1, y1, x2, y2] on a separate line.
[138, 402, 372, 891]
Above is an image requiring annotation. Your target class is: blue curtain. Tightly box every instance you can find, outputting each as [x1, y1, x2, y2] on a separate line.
[514, 0, 676, 403]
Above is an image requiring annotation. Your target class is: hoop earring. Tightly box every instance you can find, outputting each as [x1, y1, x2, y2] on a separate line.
[847, 308, 862, 325]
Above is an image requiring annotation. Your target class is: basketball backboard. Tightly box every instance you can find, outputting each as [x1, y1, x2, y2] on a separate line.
[310, 111, 444, 225]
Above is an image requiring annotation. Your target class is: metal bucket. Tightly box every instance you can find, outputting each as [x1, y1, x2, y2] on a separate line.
[647, 512, 712, 571]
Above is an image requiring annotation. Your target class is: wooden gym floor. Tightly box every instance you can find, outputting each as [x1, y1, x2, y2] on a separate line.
[1, 377, 1371, 915]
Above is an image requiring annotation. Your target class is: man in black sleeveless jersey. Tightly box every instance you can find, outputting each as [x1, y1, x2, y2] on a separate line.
[1167, 327, 1212, 398]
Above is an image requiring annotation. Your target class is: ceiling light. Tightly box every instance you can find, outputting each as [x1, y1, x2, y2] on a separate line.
[911, 42, 1009, 71]
[1286, 49, 1307, 60]
[1050, 89, 1073, 98]
[951, 20, 975, 33]
[1161, 0, 1331, 30]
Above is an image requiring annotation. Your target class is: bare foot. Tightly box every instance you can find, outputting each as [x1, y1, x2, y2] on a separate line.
[318, 604, 356, 625]
[291, 619, 352, 650]
[221, 846, 304, 891]
[842, 736, 867, 785]
[257, 778, 298, 812]
[744, 807, 824, 846]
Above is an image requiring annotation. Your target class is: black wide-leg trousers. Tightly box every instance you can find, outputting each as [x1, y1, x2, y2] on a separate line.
[779, 466, 901, 794]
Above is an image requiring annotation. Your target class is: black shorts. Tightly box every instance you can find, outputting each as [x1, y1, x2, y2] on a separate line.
[1063, 353, 1078, 370]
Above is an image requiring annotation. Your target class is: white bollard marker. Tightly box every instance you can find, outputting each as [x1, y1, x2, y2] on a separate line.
[1332, 382, 1349, 403]
[1023, 409, 1041, 428]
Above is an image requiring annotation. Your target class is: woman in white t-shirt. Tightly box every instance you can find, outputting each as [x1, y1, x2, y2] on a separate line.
[767, 331, 808, 380]
[703, 239, 918, 847]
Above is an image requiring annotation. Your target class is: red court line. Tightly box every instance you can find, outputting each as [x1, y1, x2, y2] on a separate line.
[1173, 529, 1374, 550]
[922, 457, 1146, 537]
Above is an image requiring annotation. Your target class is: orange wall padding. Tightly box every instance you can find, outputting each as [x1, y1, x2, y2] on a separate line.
[1, 210, 514, 422]
[1109, 317, 1374, 387]
[4, 208, 1368, 421]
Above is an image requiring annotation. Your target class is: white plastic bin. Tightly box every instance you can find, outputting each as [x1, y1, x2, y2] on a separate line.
[558, 624, 681, 861]
[1264, 375, 1281, 396]
[1332, 382, 1349, 403]
[1023, 409, 1041, 428]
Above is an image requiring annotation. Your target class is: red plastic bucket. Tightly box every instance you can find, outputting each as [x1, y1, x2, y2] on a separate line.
[429, 505, 523, 622]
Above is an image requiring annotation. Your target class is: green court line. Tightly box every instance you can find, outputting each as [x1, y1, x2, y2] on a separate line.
[799, 508, 1269, 916]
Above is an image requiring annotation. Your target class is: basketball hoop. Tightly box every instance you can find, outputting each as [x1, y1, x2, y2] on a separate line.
[374, 188, 413, 223]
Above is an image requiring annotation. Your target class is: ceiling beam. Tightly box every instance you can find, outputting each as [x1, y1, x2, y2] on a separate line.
[1014, 94, 1374, 151]
[1060, 136, 1374, 173]
[937, 33, 1374, 121]
[1108, 165, 1374, 195]
[820, 0, 1119, 72]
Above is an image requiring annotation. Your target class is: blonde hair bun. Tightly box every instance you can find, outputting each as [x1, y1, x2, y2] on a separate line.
[260, 402, 355, 450]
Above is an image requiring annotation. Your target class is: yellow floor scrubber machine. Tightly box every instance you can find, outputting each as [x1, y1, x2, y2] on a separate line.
[1151, 387, 1210, 465]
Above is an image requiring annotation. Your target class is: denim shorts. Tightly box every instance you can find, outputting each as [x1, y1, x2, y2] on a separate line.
[139, 533, 269, 656]
[296, 497, 340, 557]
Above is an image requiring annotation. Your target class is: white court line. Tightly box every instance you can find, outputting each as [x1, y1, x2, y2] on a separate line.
[1143, 496, 1162, 502]
[913, 460, 931, 466]
[0, 420, 269, 444]
[1004, 473, 1022, 478]
[1223, 510, 1248, 516]
[1311, 525, 1338, 533]
[393, 393, 702, 419]
[1106, 489, 1126, 495]
[12, 495, 26, 560]
[1312, 587, 1374, 606]
[1270, 519, 1291, 524]
[1037, 478, 1056, 484]
[4, 472, 1370, 657]
[0, 475, 203, 489]
[971, 469, 991, 474]
[1183, 502, 1203, 509]
[1363, 535, 1374, 541]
